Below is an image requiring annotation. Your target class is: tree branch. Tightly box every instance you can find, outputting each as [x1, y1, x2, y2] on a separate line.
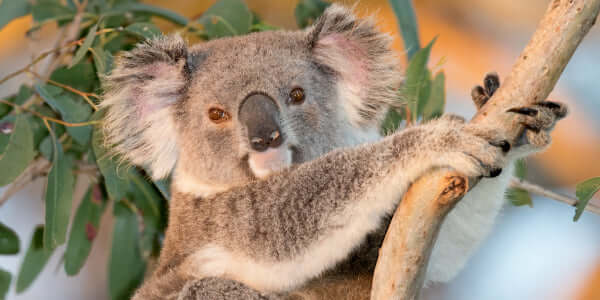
[371, 1, 600, 299]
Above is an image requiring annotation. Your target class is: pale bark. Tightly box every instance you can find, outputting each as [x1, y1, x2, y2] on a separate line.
[371, 1, 600, 299]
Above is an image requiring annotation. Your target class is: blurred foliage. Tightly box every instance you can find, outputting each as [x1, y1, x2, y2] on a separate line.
[0, 0, 596, 299]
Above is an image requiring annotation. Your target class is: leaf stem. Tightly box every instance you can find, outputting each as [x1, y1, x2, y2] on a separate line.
[28, 71, 99, 111]
[0, 99, 100, 127]
[510, 178, 600, 216]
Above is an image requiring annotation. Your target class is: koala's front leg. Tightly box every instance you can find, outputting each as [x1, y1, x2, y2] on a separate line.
[173, 121, 508, 294]
[425, 73, 567, 283]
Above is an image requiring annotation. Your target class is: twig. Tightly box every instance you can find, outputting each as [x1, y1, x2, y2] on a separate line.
[510, 178, 600, 216]
[28, 70, 99, 110]
[0, 158, 51, 207]
[371, 1, 600, 299]
[0, 99, 100, 127]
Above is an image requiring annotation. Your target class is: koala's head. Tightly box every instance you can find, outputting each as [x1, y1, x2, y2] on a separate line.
[101, 4, 401, 196]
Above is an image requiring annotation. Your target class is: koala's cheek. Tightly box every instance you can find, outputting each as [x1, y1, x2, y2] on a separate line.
[248, 148, 293, 179]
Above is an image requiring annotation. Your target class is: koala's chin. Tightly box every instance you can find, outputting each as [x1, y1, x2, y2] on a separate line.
[248, 147, 293, 179]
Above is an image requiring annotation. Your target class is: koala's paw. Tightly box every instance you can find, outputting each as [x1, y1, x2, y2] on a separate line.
[471, 72, 568, 156]
[424, 116, 509, 179]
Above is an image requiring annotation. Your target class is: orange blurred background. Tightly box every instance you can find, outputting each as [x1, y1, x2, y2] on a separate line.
[0, 1, 599, 299]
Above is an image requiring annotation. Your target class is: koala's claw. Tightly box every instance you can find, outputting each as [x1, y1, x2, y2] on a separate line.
[489, 140, 511, 153]
[505, 101, 568, 151]
[488, 168, 503, 178]
[471, 72, 500, 109]
[507, 107, 538, 117]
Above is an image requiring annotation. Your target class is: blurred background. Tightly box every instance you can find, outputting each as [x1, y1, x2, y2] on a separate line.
[0, 0, 599, 299]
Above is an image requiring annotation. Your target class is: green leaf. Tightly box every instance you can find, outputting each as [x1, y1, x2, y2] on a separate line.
[0, 0, 31, 30]
[109, 202, 146, 300]
[250, 22, 278, 32]
[415, 69, 432, 119]
[388, 0, 421, 60]
[506, 187, 533, 207]
[574, 177, 600, 221]
[92, 126, 129, 201]
[0, 268, 10, 300]
[31, 1, 74, 23]
[125, 22, 161, 39]
[381, 107, 405, 134]
[64, 185, 107, 276]
[514, 159, 527, 179]
[0, 113, 36, 187]
[16, 226, 53, 293]
[0, 85, 32, 118]
[295, 0, 330, 28]
[197, 0, 253, 39]
[70, 23, 99, 68]
[128, 171, 165, 257]
[422, 71, 445, 121]
[91, 46, 114, 77]
[0, 222, 19, 255]
[35, 84, 93, 145]
[44, 130, 75, 251]
[108, 3, 189, 26]
[403, 37, 435, 122]
[50, 62, 97, 92]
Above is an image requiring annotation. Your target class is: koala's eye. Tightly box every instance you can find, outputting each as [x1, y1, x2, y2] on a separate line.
[208, 108, 231, 124]
[289, 87, 305, 105]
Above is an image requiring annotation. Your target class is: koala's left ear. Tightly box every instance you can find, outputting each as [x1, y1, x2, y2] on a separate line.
[101, 35, 205, 179]
[307, 4, 402, 127]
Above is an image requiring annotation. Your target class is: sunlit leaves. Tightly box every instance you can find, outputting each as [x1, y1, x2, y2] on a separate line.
[388, 0, 420, 59]
[0, 222, 19, 255]
[197, 0, 252, 39]
[295, 0, 330, 28]
[421, 72, 445, 121]
[0, 114, 36, 187]
[404, 38, 436, 122]
[573, 177, 600, 221]
[16, 226, 53, 293]
[125, 22, 161, 39]
[70, 23, 99, 68]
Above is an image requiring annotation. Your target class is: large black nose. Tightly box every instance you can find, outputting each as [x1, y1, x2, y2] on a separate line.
[239, 93, 284, 152]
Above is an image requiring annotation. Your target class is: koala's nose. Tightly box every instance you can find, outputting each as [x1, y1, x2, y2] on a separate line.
[239, 93, 284, 152]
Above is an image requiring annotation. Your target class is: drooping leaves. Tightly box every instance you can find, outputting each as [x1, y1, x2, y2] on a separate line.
[388, 0, 421, 59]
[70, 22, 99, 68]
[0, 268, 10, 300]
[92, 126, 129, 202]
[64, 185, 107, 276]
[108, 202, 146, 300]
[574, 177, 600, 221]
[404, 37, 436, 122]
[16, 226, 53, 293]
[0, 222, 19, 255]
[43, 127, 75, 251]
[0, 114, 36, 187]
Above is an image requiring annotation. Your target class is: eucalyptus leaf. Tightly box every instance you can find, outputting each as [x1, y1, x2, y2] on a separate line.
[16, 226, 53, 293]
[574, 177, 600, 221]
[92, 126, 130, 202]
[0, 114, 36, 187]
[0, 0, 31, 30]
[0, 268, 10, 300]
[51, 62, 97, 92]
[109, 202, 146, 300]
[514, 159, 527, 179]
[44, 130, 75, 251]
[381, 107, 405, 135]
[0, 222, 19, 255]
[388, 0, 421, 59]
[422, 72, 445, 121]
[404, 38, 435, 122]
[108, 3, 188, 26]
[197, 0, 252, 39]
[506, 187, 533, 207]
[70, 23, 99, 68]
[91, 46, 114, 77]
[65, 185, 107, 275]
[32, 1, 74, 23]
[295, 0, 330, 28]
[125, 22, 161, 39]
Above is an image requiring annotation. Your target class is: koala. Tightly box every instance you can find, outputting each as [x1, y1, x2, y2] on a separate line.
[101, 4, 567, 300]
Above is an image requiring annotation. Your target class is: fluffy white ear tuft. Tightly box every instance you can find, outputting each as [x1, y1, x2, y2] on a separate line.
[308, 4, 403, 127]
[101, 35, 196, 179]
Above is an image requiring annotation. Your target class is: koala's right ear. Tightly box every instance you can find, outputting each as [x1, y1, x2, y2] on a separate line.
[101, 35, 204, 179]
[307, 4, 402, 128]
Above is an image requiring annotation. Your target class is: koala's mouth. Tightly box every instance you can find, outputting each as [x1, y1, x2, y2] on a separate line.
[247, 146, 295, 179]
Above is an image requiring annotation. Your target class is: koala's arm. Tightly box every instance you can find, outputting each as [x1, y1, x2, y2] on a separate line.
[165, 118, 505, 295]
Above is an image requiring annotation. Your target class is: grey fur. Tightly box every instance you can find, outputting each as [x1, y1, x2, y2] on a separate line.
[100, 4, 567, 300]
